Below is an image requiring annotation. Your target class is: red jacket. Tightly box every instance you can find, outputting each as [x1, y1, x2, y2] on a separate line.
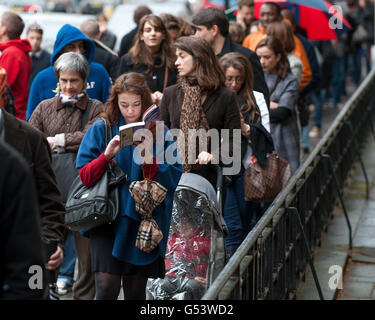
[165, 228, 210, 279]
[0, 39, 31, 120]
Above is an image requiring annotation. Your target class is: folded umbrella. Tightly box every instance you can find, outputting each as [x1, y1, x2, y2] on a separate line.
[129, 179, 168, 253]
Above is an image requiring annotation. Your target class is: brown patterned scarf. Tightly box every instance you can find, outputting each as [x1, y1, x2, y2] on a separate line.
[177, 77, 210, 172]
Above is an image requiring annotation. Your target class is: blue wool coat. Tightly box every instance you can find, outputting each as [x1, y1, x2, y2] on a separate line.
[76, 118, 182, 266]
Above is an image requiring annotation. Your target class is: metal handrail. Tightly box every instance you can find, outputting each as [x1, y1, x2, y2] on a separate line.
[202, 68, 375, 300]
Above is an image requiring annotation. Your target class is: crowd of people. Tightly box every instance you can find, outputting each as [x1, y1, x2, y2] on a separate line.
[0, 0, 373, 300]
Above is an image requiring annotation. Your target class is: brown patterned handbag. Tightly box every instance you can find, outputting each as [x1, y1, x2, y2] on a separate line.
[243, 152, 292, 203]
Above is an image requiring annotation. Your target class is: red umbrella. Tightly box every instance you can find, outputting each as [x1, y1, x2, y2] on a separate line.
[253, 0, 352, 40]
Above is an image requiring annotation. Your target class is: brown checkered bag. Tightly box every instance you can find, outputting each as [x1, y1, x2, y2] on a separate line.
[243, 152, 292, 203]
[135, 218, 164, 253]
[129, 179, 167, 253]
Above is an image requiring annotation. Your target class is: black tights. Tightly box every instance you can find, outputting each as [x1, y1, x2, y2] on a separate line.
[94, 272, 148, 300]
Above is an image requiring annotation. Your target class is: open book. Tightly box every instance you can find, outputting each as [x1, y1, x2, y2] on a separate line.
[119, 104, 161, 147]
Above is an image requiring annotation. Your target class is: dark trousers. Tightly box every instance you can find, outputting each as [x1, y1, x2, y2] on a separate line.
[72, 231, 95, 300]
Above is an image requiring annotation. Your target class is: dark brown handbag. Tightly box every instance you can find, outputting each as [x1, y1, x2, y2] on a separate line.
[243, 152, 292, 203]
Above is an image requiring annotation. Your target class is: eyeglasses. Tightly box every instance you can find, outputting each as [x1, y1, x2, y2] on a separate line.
[225, 77, 243, 84]
[167, 24, 179, 30]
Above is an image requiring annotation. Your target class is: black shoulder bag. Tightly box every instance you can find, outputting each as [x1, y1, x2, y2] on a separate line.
[52, 99, 93, 204]
[65, 119, 128, 231]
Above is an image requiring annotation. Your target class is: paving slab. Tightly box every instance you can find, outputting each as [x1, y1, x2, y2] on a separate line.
[340, 281, 374, 299]
[298, 135, 375, 300]
[353, 236, 375, 248]
[348, 265, 375, 279]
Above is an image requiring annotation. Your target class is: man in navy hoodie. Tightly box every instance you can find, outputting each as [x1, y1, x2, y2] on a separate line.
[26, 24, 112, 121]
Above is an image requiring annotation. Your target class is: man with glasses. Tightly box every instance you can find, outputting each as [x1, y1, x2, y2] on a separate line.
[26, 23, 51, 89]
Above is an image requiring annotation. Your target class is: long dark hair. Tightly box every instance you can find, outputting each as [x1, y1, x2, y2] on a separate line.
[256, 36, 290, 80]
[100, 72, 153, 126]
[174, 36, 225, 91]
[219, 52, 260, 122]
[129, 14, 176, 75]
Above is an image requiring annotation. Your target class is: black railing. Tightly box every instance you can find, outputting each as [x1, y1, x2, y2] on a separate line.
[202, 69, 375, 300]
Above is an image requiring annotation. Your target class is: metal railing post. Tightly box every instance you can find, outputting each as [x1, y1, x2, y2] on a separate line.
[366, 110, 375, 143]
[346, 121, 370, 200]
[287, 207, 324, 300]
[201, 70, 375, 300]
[321, 154, 353, 249]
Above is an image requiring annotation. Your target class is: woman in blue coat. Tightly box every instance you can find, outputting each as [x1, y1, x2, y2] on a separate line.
[76, 72, 182, 300]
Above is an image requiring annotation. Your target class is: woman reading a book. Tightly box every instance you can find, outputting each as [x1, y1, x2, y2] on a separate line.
[160, 36, 241, 188]
[76, 72, 183, 300]
[117, 14, 177, 106]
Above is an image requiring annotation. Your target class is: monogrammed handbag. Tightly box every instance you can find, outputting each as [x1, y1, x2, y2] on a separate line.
[243, 152, 292, 203]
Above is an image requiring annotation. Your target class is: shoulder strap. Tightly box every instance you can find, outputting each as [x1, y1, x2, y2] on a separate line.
[269, 77, 281, 97]
[103, 118, 113, 147]
[163, 64, 169, 91]
[81, 98, 93, 130]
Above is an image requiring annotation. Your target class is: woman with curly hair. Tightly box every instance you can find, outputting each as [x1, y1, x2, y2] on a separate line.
[76, 72, 182, 300]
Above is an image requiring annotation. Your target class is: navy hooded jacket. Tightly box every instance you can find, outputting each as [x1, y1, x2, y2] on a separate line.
[26, 24, 112, 121]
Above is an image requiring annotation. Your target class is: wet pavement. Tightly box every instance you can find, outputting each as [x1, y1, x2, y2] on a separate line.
[297, 82, 375, 300]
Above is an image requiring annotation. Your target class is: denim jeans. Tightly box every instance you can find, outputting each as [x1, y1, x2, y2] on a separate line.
[331, 57, 345, 106]
[223, 167, 259, 248]
[311, 89, 327, 129]
[57, 230, 76, 285]
[347, 50, 362, 85]
[301, 126, 310, 149]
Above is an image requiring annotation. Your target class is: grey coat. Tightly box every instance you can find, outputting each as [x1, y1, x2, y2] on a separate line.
[266, 72, 300, 174]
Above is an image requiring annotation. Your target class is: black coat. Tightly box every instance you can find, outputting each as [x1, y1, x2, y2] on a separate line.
[93, 42, 119, 81]
[100, 30, 117, 50]
[217, 35, 270, 108]
[0, 140, 47, 299]
[119, 27, 138, 57]
[29, 50, 51, 89]
[118, 53, 178, 93]
[160, 83, 241, 186]
[3, 110, 66, 248]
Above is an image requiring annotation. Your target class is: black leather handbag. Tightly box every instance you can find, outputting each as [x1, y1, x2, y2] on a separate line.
[65, 120, 128, 231]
